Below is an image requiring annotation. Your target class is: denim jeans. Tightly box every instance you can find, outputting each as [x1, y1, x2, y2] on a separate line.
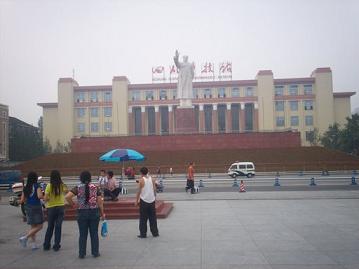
[77, 208, 100, 257]
[43, 206, 65, 249]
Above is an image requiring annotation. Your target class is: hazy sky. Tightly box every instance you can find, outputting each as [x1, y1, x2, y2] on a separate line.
[1, 0, 359, 126]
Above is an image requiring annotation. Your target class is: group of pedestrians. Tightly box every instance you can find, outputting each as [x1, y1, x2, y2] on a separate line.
[18, 166, 159, 259]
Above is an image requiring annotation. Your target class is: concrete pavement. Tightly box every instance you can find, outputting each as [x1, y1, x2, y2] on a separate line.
[1, 190, 359, 269]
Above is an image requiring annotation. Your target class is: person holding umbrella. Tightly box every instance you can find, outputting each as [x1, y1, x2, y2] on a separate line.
[135, 167, 159, 238]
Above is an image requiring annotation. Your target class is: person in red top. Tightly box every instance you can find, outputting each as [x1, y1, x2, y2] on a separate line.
[185, 162, 195, 194]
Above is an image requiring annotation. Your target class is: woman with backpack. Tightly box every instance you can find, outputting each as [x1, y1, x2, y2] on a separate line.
[19, 171, 44, 250]
[43, 170, 68, 251]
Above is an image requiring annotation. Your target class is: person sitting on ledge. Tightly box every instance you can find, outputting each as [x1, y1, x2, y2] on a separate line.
[103, 171, 120, 201]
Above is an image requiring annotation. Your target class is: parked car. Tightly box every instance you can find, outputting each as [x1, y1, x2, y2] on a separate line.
[0, 170, 21, 190]
[227, 162, 255, 178]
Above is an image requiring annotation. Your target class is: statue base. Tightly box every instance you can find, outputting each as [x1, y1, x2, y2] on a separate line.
[179, 99, 193, 108]
[175, 106, 197, 134]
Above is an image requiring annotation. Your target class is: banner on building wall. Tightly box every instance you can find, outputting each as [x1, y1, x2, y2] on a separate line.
[152, 61, 232, 83]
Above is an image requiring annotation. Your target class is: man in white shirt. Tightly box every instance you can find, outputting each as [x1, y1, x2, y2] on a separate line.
[135, 167, 159, 238]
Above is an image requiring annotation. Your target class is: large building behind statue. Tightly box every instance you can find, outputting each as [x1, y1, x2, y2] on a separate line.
[38, 67, 355, 149]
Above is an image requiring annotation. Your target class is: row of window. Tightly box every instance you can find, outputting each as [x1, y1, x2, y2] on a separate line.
[274, 85, 313, 96]
[275, 100, 314, 112]
[276, 115, 313, 127]
[130, 87, 255, 101]
[77, 122, 112, 133]
[75, 91, 112, 103]
[76, 107, 112, 118]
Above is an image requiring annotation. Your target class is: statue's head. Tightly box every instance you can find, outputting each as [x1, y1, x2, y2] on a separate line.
[183, 55, 188, 63]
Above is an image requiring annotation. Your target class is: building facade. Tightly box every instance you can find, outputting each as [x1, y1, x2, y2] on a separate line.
[0, 104, 9, 161]
[38, 67, 355, 149]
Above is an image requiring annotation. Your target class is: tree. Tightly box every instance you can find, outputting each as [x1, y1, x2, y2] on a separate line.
[341, 114, 359, 155]
[320, 123, 342, 150]
[53, 140, 71, 153]
[307, 128, 320, 146]
[43, 138, 52, 154]
[53, 140, 65, 153]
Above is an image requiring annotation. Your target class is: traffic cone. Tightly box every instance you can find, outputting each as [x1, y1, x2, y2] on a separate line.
[239, 180, 246, 192]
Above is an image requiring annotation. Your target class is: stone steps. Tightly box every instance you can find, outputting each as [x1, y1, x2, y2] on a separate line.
[44, 199, 173, 221]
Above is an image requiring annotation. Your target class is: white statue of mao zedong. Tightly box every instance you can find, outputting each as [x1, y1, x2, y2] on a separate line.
[173, 50, 195, 107]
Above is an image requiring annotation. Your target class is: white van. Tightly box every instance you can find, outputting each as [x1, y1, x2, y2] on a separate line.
[227, 162, 255, 178]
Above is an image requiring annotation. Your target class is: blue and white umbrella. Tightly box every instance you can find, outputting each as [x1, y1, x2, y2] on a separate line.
[99, 149, 145, 163]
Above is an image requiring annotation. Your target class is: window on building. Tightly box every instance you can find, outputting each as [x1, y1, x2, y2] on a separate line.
[104, 91, 112, 102]
[160, 90, 167, 100]
[145, 91, 154, 100]
[91, 122, 99, 132]
[218, 104, 226, 132]
[232, 87, 240, 97]
[289, 101, 298, 111]
[104, 107, 112, 117]
[275, 101, 284, 111]
[172, 90, 177, 99]
[218, 88, 226, 98]
[274, 86, 284, 96]
[131, 90, 141, 101]
[304, 85, 313, 95]
[305, 115, 313, 126]
[104, 122, 112, 132]
[192, 88, 198, 99]
[77, 123, 85, 133]
[276, 116, 285, 127]
[304, 100, 314, 110]
[289, 85, 298, 96]
[77, 108, 86, 118]
[245, 87, 254, 96]
[90, 91, 98, 102]
[291, 116, 299, 126]
[204, 88, 212, 98]
[90, 107, 98, 117]
[134, 107, 142, 135]
[204, 105, 212, 132]
[75, 92, 86, 103]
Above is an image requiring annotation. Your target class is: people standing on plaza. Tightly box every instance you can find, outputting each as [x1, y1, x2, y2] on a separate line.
[103, 171, 120, 201]
[19, 171, 44, 250]
[65, 171, 105, 259]
[43, 170, 68, 251]
[157, 166, 161, 177]
[169, 167, 173, 176]
[185, 162, 195, 194]
[135, 167, 159, 238]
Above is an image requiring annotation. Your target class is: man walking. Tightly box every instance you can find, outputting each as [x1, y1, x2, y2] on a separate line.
[186, 162, 195, 194]
[135, 167, 159, 238]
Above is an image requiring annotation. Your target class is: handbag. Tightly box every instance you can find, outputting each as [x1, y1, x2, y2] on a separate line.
[101, 220, 108, 237]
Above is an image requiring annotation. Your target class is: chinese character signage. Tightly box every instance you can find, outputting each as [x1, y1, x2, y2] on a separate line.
[152, 66, 166, 82]
[152, 61, 232, 82]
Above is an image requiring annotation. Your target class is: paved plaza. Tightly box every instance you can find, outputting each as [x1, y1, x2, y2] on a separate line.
[1, 190, 359, 269]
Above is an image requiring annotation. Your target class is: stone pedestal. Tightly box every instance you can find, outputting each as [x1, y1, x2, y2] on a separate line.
[175, 107, 197, 134]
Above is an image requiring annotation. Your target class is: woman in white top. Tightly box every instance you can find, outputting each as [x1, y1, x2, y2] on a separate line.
[135, 167, 159, 238]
